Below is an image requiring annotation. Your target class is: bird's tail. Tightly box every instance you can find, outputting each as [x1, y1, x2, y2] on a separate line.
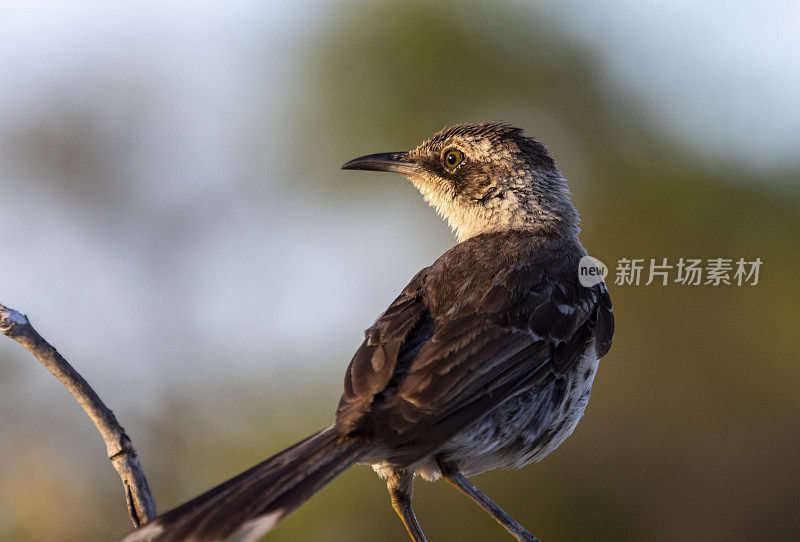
[123, 426, 365, 542]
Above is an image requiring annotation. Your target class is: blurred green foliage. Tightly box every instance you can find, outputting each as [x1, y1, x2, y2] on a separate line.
[2, 1, 798, 541]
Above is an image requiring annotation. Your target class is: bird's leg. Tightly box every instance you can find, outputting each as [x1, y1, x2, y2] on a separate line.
[438, 460, 540, 542]
[387, 469, 427, 542]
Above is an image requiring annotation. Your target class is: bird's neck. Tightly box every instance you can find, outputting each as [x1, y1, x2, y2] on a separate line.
[414, 177, 580, 243]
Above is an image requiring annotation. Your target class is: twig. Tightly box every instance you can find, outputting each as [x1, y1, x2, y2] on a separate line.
[0, 302, 156, 527]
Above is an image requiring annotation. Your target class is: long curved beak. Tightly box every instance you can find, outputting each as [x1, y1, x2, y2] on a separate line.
[341, 152, 418, 175]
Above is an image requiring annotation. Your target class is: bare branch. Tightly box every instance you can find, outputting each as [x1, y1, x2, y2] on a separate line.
[0, 302, 157, 527]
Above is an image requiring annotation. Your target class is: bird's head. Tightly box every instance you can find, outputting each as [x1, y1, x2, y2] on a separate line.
[342, 122, 579, 242]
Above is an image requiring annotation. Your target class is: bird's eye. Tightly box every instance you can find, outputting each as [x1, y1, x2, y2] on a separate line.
[443, 149, 464, 170]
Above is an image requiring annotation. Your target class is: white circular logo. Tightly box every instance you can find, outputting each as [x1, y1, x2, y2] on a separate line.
[578, 255, 608, 287]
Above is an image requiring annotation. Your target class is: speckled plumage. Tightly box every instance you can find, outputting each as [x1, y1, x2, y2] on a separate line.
[406, 122, 579, 242]
[124, 123, 614, 542]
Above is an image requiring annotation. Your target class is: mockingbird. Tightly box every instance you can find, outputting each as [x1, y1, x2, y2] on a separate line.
[125, 122, 614, 542]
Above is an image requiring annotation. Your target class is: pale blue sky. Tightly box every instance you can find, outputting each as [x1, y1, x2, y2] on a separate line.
[2, 0, 798, 167]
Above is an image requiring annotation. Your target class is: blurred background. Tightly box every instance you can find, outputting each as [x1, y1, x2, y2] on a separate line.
[1, 1, 798, 540]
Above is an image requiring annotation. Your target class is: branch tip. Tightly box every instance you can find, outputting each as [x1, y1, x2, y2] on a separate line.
[0, 303, 30, 329]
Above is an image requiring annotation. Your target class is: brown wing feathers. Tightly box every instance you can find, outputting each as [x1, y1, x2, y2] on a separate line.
[336, 231, 613, 464]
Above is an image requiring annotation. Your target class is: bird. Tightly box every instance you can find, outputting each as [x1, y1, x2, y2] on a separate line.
[123, 122, 614, 542]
